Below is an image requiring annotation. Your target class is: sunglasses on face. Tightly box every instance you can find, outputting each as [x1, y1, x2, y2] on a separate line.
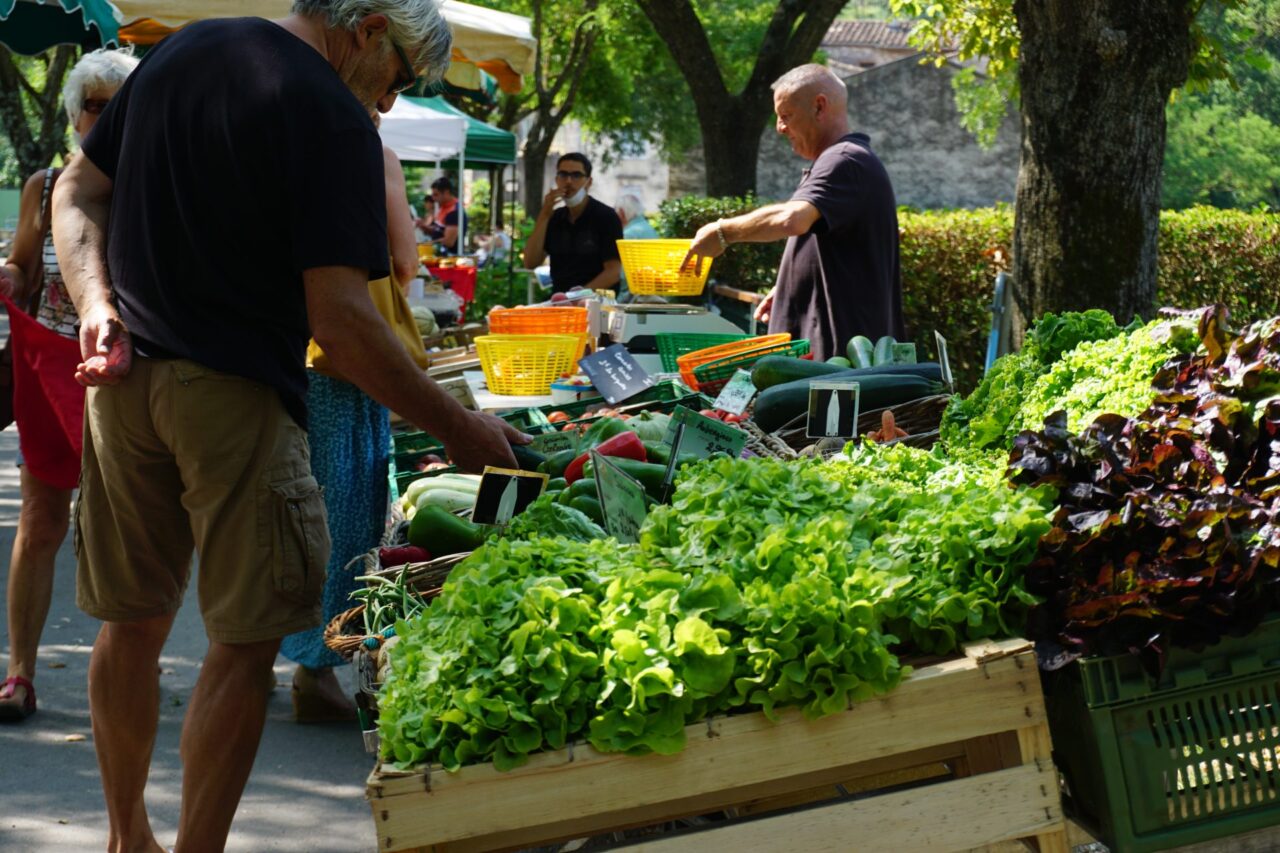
[82, 98, 110, 115]
[389, 40, 419, 96]
[555, 170, 588, 181]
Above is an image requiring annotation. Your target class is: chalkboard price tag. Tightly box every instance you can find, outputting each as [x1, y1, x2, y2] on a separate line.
[531, 430, 577, 455]
[890, 342, 917, 365]
[577, 344, 655, 404]
[934, 332, 954, 391]
[711, 369, 757, 416]
[805, 380, 861, 440]
[472, 467, 548, 526]
[593, 452, 648, 544]
[662, 405, 747, 459]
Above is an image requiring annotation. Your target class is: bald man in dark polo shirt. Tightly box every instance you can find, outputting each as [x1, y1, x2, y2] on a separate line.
[683, 64, 904, 361]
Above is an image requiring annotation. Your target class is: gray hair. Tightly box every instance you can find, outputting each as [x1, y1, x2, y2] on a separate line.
[63, 47, 139, 127]
[771, 63, 847, 107]
[292, 0, 453, 83]
[616, 193, 645, 222]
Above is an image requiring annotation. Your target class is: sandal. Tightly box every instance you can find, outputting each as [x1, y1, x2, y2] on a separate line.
[0, 675, 36, 722]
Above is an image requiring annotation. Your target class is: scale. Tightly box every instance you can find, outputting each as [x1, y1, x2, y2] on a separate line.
[598, 303, 748, 374]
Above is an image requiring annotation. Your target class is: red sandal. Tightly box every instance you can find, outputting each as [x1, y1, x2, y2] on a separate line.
[0, 676, 36, 722]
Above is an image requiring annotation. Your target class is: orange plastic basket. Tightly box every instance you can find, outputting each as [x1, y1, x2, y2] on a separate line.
[617, 239, 713, 296]
[489, 306, 588, 335]
[676, 334, 792, 387]
[475, 334, 589, 396]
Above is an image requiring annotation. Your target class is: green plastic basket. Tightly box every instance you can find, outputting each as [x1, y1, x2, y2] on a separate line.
[535, 380, 702, 421]
[655, 333, 750, 373]
[390, 408, 551, 461]
[1046, 616, 1280, 852]
[692, 340, 810, 395]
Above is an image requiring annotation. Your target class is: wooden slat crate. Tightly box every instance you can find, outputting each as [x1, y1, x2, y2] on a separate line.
[365, 638, 1068, 853]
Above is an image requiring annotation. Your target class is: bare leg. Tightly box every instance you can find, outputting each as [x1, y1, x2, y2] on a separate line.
[89, 614, 174, 853]
[173, 637, 280, 853]
[3, 468, 73, 706]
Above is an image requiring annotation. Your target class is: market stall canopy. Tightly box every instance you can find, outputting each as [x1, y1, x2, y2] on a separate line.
[378, 96, 467, 164]
[0, 0, 119, 54]
[111, 0, 536, 93]
[405, 95, 515, 165]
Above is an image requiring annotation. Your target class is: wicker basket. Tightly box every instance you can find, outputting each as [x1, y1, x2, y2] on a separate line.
[738, 419, 800, 461]
[322, 605, 369, 660]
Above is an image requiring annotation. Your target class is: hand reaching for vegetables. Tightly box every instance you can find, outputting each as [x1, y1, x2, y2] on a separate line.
[441, 410, 530, 473]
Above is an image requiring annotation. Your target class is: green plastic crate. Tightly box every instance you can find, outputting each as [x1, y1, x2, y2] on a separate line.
[692, 340, 810, 395]
[1046, 616, 1280, 852]
[535, 380, 704, 421]
[655, 332, 749, 373]
[391, 408, 552, 462]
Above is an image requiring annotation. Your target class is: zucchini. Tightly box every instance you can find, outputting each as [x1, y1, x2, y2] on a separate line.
[510, 443, 545, 472]
[847, 335, 875, 369]
[413, 487, 477, 515]
[753, 373, 946, 433]
[872, 335, 896, 366]
[751, 355, 854, 391]
[568, 495, 604, 525]
[826, 356, 853, 368]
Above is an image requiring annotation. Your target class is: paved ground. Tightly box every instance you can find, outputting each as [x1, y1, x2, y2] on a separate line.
[0, 314, 380, 851]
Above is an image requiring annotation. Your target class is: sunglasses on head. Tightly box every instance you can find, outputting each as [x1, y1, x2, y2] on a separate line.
[389, 40, 419, 96]
[82, 98, 110, 116]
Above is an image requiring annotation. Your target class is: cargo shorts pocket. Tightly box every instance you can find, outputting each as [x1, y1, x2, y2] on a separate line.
[269, 475, 330, 606]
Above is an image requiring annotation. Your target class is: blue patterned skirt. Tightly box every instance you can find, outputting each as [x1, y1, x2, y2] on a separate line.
[280, 371, 390, 670]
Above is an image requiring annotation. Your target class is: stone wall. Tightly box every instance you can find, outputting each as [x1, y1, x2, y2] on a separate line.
[754, 54, 1020, 209]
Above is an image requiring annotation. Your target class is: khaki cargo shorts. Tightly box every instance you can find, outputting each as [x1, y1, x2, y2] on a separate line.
[75, 358, 331, 644]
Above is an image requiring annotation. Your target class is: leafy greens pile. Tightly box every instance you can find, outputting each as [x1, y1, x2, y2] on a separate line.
[378, 454, 1054, 772]
[1009, 306, 1280, 671]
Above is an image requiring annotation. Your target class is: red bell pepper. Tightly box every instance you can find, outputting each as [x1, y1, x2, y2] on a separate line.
[563, 430, 647, 483]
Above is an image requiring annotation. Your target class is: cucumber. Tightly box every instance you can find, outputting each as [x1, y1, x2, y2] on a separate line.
[751, 355, 855, 391]
[872, 335, 896, 366]
[847, 335, 875, 369]
[752, 373, 946, 433]
[510, 443, 545, 472]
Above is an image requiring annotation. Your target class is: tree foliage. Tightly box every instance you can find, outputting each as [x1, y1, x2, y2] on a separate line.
[0, 45, 76, 186]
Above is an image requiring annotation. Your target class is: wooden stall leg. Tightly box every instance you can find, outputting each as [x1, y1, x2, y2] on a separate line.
[1018, 723, 1069, 853]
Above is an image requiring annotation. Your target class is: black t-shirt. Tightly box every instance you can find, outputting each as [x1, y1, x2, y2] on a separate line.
[439, 205, 466, 255]
[82, 18, 387, 429]
[544, 196, 623, 292]
[768, 133, 905, 361]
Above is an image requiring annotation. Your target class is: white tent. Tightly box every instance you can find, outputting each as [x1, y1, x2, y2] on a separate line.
[111, 0, 536, 92]
[378, 97, 466, 164]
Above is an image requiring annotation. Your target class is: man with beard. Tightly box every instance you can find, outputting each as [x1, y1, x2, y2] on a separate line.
[51, 2, 527, 849]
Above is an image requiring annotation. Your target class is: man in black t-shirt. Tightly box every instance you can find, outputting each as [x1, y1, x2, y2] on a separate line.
[51, 3, 529, 849]
[682, 65, 905, 361]
[522, 152, 623, 294]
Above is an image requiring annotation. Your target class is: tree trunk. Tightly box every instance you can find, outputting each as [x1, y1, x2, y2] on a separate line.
[1011, 0, 1194, 330]
[523, 118, 555, 220]
[0, 46, 76, 178]
[696, 94, 769, 198]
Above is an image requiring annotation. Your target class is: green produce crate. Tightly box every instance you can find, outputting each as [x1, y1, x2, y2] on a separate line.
[655, 332, 749, 373]
[692, 339, 810, 395]
[536, 380, 707, 421]
[391, 408, 552, 462]
[1045, 616, 1280, 852]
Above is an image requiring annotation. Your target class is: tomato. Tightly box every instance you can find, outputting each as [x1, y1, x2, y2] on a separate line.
[721, 413, 744, 424]
[547, 411, 571, 424]
[561, 423, 578, 431]
[698, 408, 723, 420]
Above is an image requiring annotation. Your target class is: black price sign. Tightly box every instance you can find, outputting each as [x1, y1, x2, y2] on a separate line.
[805, 380, 861, 439]
[472, 467, 548, 526]
[577, 344, 655, 404]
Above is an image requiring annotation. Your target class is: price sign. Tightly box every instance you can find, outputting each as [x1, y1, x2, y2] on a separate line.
[711, 369, 757, 416]
[934, 331, 955, 391]
[663, 405, 747, 458]
[577, 344, 655, 404]
[592, 452, 648, 544]
[890, 342, 917, 365]
[805, 380, 861, 439]
[472, 467, 548, 526]
[531, 430, 577, 455]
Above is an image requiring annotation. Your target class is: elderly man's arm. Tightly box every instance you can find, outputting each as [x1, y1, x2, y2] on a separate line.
[306, 266, 526, 472]
[52, 153, 133, 386]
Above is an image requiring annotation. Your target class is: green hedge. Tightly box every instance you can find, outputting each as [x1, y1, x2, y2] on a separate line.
[658, 198, 1279, 392]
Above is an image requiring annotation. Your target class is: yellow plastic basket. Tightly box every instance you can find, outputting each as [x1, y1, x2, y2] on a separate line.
[475, 334, 588, 396]
[617, 239, 713, 296]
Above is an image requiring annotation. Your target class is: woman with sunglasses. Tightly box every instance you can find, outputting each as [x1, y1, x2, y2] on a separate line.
[0, 47, 139, 722]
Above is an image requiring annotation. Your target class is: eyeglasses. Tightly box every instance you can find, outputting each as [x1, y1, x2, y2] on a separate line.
[388, 40, 419, 96]
[555, 170, 588, 181]
[82, 98, 110, 115]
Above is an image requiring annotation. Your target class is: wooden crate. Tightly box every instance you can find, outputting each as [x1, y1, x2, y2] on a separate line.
[365, 638, 1067, 853]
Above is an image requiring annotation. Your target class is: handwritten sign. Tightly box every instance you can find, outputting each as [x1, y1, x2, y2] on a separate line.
[531, 430, 577, 455]
[663, 405, 748, 459]
[592, 452, 648, 544]
[806, 380, 861, 439]
[711, 369, 757, 416]
[934, 331, 955, 392]
[890, 342, 917, 365]
[472, 467, 548, 526]
[577, 344, 655, 404]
